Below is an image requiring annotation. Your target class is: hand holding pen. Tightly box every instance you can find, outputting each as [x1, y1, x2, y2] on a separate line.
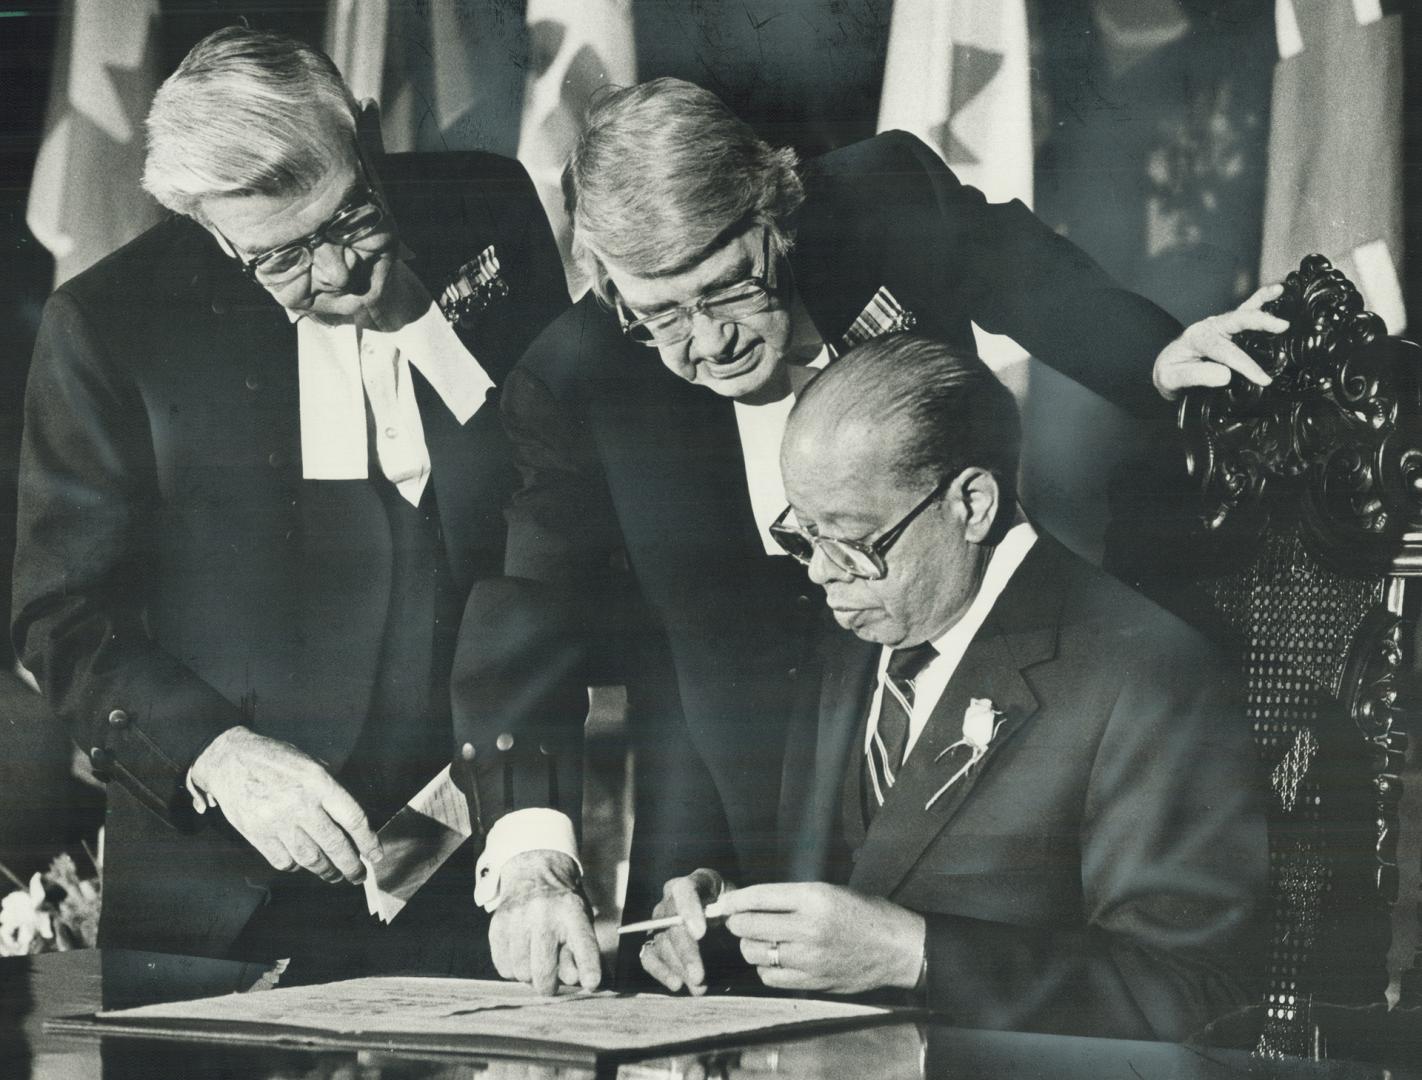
[633, 868, 728, 996]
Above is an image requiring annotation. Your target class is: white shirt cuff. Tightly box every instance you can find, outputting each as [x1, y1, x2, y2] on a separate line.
[473, 807, 581, 910]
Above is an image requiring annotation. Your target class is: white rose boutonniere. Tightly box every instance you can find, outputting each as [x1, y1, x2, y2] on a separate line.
[926, 698, 1004, 810]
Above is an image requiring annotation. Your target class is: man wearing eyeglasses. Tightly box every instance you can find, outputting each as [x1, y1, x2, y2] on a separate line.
[11, 28, 571, 976]
[640, 334, 1266, 1041]
[480, 77, 1281, 992]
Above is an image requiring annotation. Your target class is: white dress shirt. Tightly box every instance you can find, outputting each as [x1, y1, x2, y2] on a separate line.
[864, 522, 1038, 762]
[297, 301, 495, 506]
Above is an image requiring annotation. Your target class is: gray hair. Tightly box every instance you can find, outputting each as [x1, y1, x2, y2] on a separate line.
[567, 78, 805, 306]
[142, 27, 358, 218]
[791, 335, 1021, 542]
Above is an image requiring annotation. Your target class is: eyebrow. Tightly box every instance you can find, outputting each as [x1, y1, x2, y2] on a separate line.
[634, 254, 758, 315]
[254, 176, 367, 257]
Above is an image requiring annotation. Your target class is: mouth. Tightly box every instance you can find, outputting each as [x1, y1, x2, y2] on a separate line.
[698, 344, 759, 380]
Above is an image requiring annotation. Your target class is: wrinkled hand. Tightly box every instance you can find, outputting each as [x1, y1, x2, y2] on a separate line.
[490, 850, 601, 995]
[188, 725, 381, 884]
[639, 868, 726, 996]
[718, 882, 924, 994]
[1152, 283, 1290, 401]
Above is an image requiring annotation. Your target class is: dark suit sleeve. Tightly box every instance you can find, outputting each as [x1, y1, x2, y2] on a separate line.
[11, 290, 247, 826]
[887, 130, 1183, 418]
[499, 357, 625, 587]
[921, 636, 1266, 1042]
[450, 577, 588, 834]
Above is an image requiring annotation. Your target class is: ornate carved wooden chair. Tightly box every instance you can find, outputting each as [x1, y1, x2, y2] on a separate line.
[1178, 255, 1421, 1058]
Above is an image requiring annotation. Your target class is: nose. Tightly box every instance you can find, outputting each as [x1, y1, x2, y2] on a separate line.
[687, 309, 736, 364]
[309, 241, 354, 291]
[807, 543, 852, 586]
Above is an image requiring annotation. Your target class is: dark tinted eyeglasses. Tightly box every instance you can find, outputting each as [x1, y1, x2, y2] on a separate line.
[769, 475, 953, 580]
[615, 228, 775, 347]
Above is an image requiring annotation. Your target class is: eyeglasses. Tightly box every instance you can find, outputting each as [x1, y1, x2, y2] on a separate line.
[615, 228, 775, 347]
[219, 151, 389, 286]
[769, 475, 953, 580]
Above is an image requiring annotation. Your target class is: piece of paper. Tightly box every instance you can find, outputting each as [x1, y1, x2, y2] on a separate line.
[79, 976, 899, 1062]
[363, 764, 474, 922]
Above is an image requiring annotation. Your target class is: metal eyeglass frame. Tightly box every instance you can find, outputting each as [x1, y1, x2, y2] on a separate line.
[614, 227, 775, 347]
[214, 148, 388, 285]
[768, 474, 954, 581]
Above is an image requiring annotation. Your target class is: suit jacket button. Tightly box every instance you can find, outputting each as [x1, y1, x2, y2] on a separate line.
[795, 593, 812, 606]
[786, 667, 799, 680]
[268, 450, 285, 468]
[496, 733, 515, 752]
[460, 742, 476, 761]
[89, 746, 114, 769]
[245, 374, 262, 391]
[538, 740, 555, 756]
[107, 708, 129, 728]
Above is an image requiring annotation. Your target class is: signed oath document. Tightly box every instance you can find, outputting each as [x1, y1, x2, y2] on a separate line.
[63, 977, 904, 1063]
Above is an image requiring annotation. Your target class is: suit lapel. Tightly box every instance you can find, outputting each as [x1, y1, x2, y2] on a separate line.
[781, 622, 877, 882]
[844, 537, 1067, 897]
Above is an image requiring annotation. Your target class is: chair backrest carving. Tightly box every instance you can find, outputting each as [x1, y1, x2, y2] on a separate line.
[1178, 254, 1420, 1057]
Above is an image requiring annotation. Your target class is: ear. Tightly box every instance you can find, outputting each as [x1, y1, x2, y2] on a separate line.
[951, 467, 1001, 545]
[355, 98, 386, 160]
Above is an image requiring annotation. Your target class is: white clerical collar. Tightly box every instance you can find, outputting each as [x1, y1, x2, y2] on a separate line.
[294, 301, 494, 504]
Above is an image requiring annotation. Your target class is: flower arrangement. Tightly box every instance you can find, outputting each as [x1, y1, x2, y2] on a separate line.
[0, 836, 101, 956]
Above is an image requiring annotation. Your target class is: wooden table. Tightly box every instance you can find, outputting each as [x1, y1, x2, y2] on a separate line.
[1, 949, 1415, 1080]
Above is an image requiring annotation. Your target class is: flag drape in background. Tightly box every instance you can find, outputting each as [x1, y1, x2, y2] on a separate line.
[325, 0, 389, 105]
[516, 0, 636, 295]
[25, 0, 162, 287]
[325, 0, 635, 296]
[877, 0, 1031, 374]
[1260, 0, 1405, 331]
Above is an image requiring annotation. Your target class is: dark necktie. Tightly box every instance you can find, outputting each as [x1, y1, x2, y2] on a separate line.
[866, 641, 938, 817]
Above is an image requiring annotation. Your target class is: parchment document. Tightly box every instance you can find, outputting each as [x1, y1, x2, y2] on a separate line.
[87, 977, 899, 1059]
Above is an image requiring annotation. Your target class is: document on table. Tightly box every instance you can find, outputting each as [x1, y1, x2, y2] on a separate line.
[55, 976, 910, 1063]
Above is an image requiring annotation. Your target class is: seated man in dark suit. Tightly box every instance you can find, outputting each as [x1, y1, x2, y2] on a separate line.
[640, 334, 1268, 1042]
[11, 28, 573, 979]
[479, 77, 1283, 995]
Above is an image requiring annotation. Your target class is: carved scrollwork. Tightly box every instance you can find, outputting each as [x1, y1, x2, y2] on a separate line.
[1339, 605, 1406, 906]
[1179, 254, 1422, 575]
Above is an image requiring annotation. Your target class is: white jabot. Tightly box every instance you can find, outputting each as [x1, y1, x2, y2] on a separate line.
[734, 346, 832, 555]
[866, 522, 1038, 761]
[296, 301, 495, 506]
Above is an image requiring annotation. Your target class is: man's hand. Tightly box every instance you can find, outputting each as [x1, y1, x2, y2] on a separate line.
[1152, 283, 1290, 401]
[638, 868, 725, 996]
[717, 882, 925, 995]
[489, 850, 602, 995]
[188, 726, 381, 884]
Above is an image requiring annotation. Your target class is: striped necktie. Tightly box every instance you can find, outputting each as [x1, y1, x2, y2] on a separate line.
[865, 641, 938, 818]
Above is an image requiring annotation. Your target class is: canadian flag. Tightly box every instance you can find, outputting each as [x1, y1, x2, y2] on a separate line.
[26, 0, 162, 286]
[1261, 0, 1405, 331]
[877, 0, 1032, 373]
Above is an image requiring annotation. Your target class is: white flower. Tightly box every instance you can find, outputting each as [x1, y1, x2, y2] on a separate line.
[926, 698, 1004, 810]
[0, 874, 55, 956]
[962, 698, 1000, 752]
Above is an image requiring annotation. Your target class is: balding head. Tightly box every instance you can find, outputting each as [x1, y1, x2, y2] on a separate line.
[784, 334, 1020, 538]
[779, 335, 1022, 647]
